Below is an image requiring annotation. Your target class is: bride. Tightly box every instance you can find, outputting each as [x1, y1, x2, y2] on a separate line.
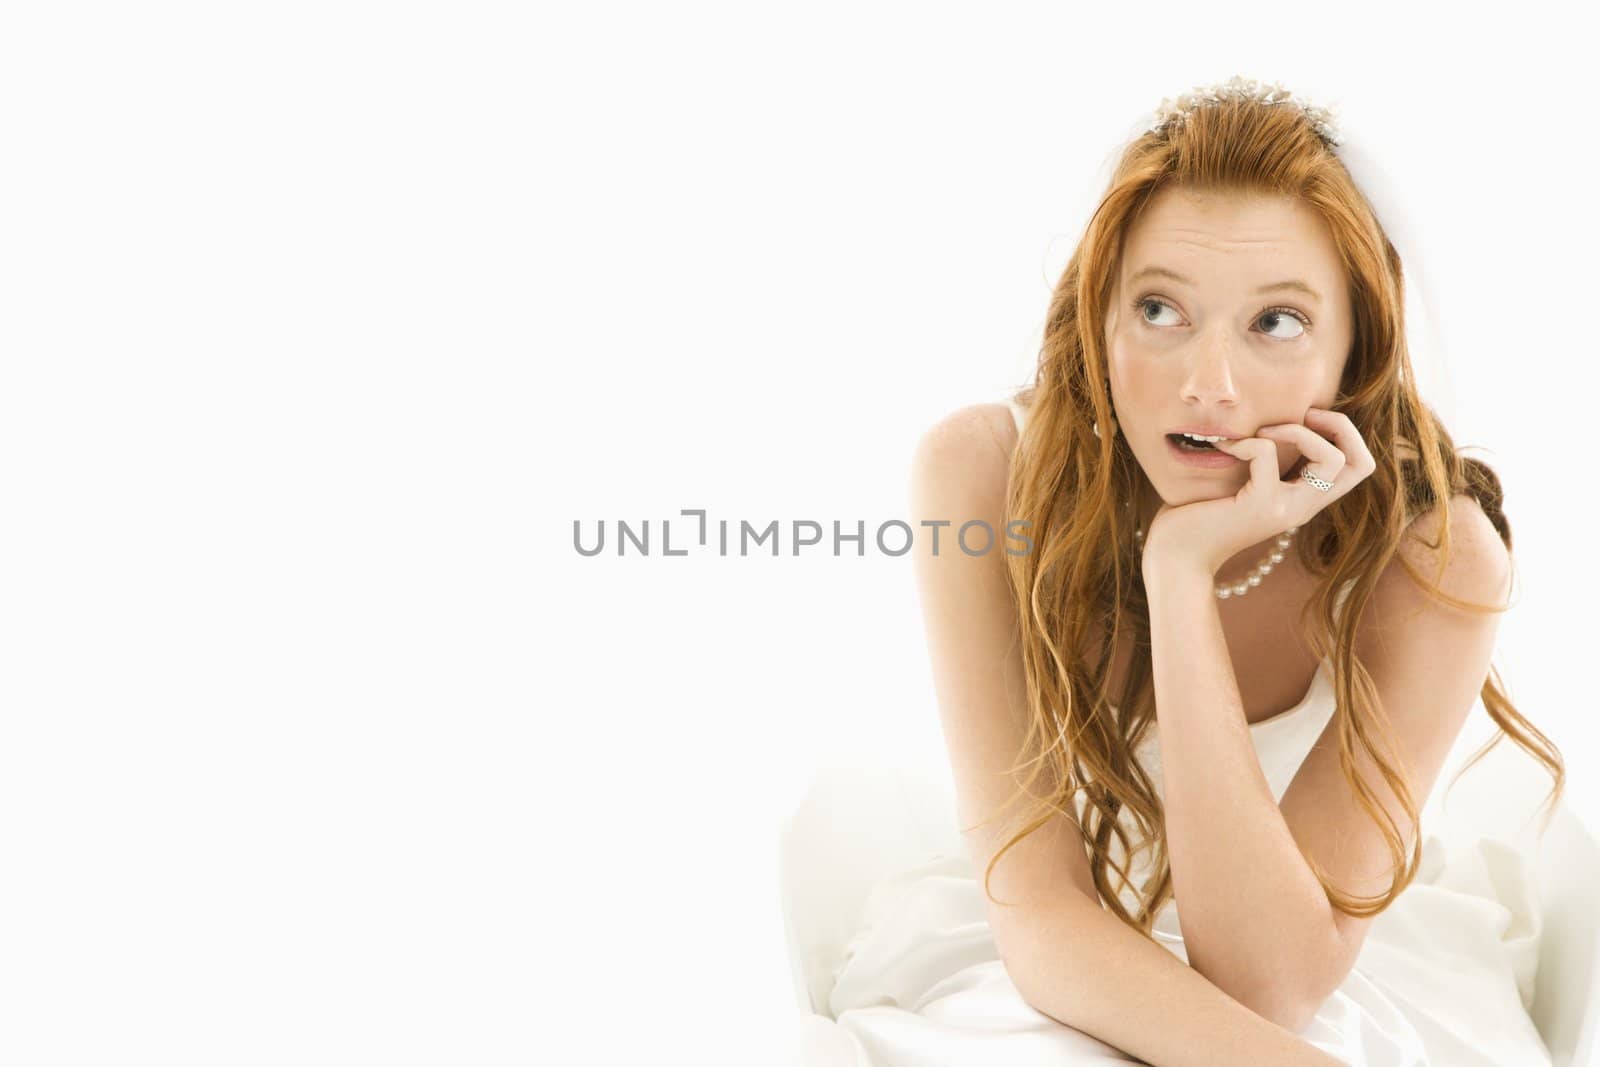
[897, 77, 1566, 1065]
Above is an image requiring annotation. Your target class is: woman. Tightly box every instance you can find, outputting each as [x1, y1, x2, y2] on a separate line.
[815, 79, 1567, 1066]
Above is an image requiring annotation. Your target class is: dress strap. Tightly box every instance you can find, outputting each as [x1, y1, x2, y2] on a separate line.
[1333, 576, 1360, 624]
[1004, 394, 1027, 437]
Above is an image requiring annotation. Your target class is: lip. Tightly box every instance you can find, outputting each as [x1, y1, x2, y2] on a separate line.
[1166, 424, 1244, 438]
[1165, 433, 1242, 469]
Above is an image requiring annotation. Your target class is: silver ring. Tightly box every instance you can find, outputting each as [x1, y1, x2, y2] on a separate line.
[1300, 467, 1334, 492]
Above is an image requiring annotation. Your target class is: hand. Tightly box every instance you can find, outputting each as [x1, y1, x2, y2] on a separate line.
[1141, 408, 1376, 579]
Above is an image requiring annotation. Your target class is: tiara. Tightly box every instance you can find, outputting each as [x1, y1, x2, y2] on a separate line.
[1145, 74, 1343, 148]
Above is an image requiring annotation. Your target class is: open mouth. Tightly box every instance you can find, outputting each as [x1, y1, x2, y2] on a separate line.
[1167, 433, 1220, 452]
[1163, 433, 1239, 468]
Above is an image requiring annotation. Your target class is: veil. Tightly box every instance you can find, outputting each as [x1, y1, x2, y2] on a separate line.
[1080, 80, 1459, 428]
[1332, 131, 1458, 426]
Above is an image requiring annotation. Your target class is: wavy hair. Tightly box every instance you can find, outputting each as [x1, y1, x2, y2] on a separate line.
[978, 91, 1565, 937]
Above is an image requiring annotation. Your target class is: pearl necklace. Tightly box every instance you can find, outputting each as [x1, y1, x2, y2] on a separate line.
[1133, 524, 1300, 600]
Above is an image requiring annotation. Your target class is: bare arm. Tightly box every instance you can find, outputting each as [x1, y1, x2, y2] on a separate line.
[1000, 888, 1345, 1067]
[1140, 500, 1513, 1029]
[1138, 562, 1343, 1029]
[911, 404, 1342, 1066]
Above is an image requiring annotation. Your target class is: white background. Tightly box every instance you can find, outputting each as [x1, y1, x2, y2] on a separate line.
[3, 2, 1595, 1063]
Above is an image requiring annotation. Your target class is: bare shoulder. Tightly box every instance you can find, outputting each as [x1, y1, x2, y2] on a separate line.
[1367, 492, 1512, 627]
[1397, 492, 1509, 594]
[907, 399, 1103, 914]
[909, 402, 1019, 508]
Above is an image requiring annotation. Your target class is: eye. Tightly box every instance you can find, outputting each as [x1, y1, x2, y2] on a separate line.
[1132, 295, 1312, 340]
[1257, 306, 1311, 340]
[1132, 296, 1181, 327]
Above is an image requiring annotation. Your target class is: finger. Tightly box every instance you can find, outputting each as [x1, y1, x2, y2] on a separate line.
[1256, 423, 1357, 504]
[1303, 407, 1377, 474]
[1212, 437, 1283, 496]
[1257, 423, 1347, 479]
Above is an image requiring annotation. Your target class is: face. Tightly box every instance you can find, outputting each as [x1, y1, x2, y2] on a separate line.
[1104, 186, 1354, 512]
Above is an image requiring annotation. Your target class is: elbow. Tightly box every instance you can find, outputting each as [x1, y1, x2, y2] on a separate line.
[1191, 953, 1321, 1035]
[1193, 924, 1342, 1035]
[990, 908, 1099, 1031]
[1260, 993, 1319, 1036]
[1250, 927, 1350, 1033]
[1229, 977, 1321, 1035]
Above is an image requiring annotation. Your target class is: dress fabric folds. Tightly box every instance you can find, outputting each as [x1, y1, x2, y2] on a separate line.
[793, 394, 1555, 1066]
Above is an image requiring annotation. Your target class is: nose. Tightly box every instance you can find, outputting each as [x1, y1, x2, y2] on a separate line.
[1180, 339, 1241, 407]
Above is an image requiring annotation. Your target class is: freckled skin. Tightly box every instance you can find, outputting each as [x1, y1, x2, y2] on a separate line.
[1105, 187, 1356, 580]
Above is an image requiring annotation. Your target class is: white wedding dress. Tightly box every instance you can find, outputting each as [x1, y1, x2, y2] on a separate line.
[796, 396, 1555, 1066]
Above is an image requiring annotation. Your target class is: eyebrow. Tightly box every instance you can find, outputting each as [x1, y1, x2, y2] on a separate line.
[1128, 265, 1322, 304]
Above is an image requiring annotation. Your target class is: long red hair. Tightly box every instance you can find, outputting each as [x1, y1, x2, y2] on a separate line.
[979, 91, 1564, 937]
